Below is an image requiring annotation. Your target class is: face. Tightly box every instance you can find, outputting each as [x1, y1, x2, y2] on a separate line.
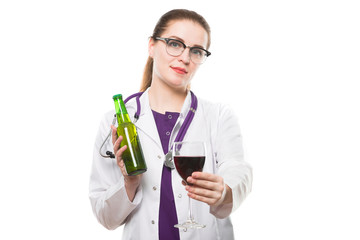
[149, 20, 209, 91]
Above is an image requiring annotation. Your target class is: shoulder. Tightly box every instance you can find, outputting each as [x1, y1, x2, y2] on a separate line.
[198, 97, 236, 120]
[124, 91, 148, 117]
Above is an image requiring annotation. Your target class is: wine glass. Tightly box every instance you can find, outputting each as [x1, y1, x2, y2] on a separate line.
[173, 141, 206, 230]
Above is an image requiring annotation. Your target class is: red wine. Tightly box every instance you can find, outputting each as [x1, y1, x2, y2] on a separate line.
[174, 156, 205, 184]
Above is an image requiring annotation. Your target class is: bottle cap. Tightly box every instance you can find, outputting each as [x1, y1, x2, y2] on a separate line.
[113, 94, 123, 100]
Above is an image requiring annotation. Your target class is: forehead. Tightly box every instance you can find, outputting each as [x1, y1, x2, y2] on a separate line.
[162, 20, 209, 48]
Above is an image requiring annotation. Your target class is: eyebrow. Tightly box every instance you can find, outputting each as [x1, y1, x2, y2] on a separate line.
[167, 35, 206, 49]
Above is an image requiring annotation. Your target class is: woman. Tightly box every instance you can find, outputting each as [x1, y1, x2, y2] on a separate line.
[89, 9, 252, 240]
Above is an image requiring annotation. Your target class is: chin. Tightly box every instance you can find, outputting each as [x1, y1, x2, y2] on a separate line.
[171, 79, 190, 89]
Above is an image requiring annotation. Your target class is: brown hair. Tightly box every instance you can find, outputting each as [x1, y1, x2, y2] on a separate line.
[140, 9, 211, 92]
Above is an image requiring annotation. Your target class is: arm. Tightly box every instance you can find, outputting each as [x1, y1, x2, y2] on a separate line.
[89, 113, 143, 230]
[211, 104, 253, 218]
[185, 105, 252, 218]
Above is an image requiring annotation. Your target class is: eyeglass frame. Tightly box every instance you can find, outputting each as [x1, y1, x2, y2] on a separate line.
[153, 37, 211, 64]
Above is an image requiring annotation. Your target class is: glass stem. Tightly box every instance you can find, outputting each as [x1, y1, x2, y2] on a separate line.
[188, 196, 194, 222]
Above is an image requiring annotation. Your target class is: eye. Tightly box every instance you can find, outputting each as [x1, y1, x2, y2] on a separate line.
[191, 48, 204, 57]
[168, 40, 183, 49]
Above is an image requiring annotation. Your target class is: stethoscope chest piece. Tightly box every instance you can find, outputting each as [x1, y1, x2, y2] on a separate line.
[164, 151, 175, 169]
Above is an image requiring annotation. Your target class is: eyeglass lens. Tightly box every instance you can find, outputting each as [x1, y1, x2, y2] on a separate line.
[166, 39, 207, 64]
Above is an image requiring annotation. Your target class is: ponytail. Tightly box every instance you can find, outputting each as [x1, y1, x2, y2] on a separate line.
[140, 56, 153, 92]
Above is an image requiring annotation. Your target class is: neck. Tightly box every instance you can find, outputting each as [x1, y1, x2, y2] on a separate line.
[148, 82, 187, 114]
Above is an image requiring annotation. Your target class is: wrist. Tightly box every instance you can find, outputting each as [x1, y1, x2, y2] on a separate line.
[124, 177, 141, 202]
[222, 184, 232, 204]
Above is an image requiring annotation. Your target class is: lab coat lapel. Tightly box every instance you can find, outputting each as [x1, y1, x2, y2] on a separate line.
[133, 90, 162, 149]
[168, 91, 192, 147]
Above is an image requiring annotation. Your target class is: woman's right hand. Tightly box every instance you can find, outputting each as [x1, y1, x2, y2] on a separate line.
[111, 125, 142, 202]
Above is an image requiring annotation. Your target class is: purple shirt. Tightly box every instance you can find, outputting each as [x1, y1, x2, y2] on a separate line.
[152, 110, 180, 240]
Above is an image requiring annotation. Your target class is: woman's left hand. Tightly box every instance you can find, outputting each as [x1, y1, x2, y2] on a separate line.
[185, 172, 231, 206]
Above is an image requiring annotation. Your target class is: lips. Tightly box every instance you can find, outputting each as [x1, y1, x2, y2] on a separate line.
[171, 67, 188, 74]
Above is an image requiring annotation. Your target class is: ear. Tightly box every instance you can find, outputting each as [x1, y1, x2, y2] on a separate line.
[148, 37, 155, 58]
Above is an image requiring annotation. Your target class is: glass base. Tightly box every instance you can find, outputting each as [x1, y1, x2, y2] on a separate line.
[174, 219, 206, 231]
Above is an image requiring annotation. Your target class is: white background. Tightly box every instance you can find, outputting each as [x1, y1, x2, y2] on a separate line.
[1, 0, 359, 239]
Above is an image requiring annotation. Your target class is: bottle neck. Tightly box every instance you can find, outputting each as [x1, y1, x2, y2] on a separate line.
[114, 98, 131, 124]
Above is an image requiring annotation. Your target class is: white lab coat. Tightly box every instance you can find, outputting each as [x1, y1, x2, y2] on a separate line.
[89, 89, 252, 240]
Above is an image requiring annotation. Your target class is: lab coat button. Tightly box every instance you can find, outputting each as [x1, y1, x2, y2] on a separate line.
[178, 194, 182, 198]
[151, 220, 155, 224]
[153, 186, 157, 191]
[157, 155, 161, 159]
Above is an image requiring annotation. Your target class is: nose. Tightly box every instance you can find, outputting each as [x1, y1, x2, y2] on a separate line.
[178, 47, 191, 64]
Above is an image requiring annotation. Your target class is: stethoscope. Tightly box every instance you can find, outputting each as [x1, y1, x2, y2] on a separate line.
[99, 91, 198, 169]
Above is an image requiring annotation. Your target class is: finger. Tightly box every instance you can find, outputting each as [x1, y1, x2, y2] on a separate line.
[118, 159, 124, 168]
[118, 159, 126, 175]
[118, 159, 128, 176]
[186, 184, 222, 199]
[115, 144, 127, 159]
[187, 176, 223, 192]
[187, 190, 220, 205]
[111, 125, 118, 145]
[113, 135, 123, 152]
[191, 172, 220, 182]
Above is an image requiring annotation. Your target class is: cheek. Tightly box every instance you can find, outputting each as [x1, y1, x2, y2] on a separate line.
[153, 58, 171, 80]
[153, 50, 170, 69]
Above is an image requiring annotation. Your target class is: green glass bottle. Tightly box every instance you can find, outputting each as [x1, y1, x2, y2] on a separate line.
[113, 94, 147, 176]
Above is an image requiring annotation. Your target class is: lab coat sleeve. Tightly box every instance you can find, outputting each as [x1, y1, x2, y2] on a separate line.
[89, 113, 143, 230]
[210, 104, 253, 219]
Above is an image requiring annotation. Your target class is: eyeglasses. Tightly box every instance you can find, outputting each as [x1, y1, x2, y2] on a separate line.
[155, 37, 211, 64]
